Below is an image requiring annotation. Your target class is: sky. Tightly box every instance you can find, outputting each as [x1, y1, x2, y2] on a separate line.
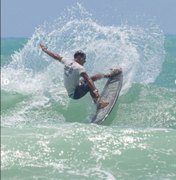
[1, 0, 176, 37]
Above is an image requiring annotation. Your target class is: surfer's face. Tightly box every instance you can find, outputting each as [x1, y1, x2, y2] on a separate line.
[75, 55, 86, 65]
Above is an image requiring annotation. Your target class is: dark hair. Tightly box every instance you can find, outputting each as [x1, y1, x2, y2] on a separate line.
[74, 50, 86, 59]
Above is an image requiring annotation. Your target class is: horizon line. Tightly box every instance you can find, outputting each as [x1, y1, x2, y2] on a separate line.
[1, 33, 176, 39]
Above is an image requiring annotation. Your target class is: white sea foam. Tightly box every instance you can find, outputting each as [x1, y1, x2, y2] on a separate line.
[1, 3, 165, 126]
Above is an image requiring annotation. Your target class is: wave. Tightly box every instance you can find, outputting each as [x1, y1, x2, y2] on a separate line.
[1, 3, 166, 127]
[2, 84, 176, 129]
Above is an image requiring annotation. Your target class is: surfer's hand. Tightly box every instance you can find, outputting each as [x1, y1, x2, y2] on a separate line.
[40, 44, 47, 52]
[93, 89, 100, 98]
[119, 68, 122, 73]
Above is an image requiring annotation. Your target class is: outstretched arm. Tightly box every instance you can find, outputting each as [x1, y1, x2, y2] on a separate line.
[40, 44, 63, 62]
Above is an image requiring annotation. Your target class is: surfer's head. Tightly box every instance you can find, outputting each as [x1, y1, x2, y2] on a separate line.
[74, 51, 86, 65]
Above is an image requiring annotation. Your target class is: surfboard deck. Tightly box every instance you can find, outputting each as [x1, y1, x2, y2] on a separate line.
[91, 72, 123, 124]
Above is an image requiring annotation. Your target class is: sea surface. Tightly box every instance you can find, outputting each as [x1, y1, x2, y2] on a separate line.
[1, 5, 176, 180]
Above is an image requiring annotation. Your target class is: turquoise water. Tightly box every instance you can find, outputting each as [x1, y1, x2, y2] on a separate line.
[1, 5, 176, 180]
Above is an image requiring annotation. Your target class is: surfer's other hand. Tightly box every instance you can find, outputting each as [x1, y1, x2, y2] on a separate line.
[119, 68, 122, 72]
[40, 44, 47, 52]
[93, 89, 100, 98]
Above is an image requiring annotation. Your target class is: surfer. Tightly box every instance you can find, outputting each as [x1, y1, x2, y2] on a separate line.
[40, 44, 121, 108]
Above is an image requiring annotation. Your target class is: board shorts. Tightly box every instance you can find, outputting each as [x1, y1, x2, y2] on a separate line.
[69, 80, 90, 99]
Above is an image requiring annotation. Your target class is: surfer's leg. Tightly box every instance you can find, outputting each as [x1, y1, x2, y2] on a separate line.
[76, 80, 98, 102]
[75, 79, 109, 108]
[90, 73, 105, 81]
[90, 68, 122, 81]
[73, 81, 90, 99]
[75, 78, 108, 108]
[89, 91, 109, 108]
[104, 68, 122, 78]
[74, 82, 98, 103]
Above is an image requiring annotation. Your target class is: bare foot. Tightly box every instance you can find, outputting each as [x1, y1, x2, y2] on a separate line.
[105, 68, 122, 78]
[97, 100, 109, 109]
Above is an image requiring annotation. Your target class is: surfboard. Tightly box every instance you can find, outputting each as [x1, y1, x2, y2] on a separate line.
[91, 72, 123, 124]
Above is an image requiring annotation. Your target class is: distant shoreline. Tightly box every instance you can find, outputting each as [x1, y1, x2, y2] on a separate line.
[1, 34, 176, 39]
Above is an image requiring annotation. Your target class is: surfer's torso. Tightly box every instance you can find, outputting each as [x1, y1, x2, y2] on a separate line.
[62, 59, 86, 96]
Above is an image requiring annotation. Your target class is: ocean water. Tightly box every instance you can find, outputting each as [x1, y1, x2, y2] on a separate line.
[1, 4, 176, 180]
